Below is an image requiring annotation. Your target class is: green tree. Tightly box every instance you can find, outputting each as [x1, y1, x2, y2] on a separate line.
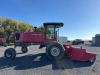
[0, 17, 46, 44]
[37, 25, 45, 32]
[0, 17, 34, 43]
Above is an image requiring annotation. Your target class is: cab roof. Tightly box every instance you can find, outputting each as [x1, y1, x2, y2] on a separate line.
[43, 22, 64, 28]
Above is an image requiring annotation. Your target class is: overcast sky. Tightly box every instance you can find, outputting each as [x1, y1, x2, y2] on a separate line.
[0, 0, 100, 40]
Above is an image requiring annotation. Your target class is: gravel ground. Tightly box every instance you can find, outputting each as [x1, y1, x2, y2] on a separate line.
[0, 42, 100, 75]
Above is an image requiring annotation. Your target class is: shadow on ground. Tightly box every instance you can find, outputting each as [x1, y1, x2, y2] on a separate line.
[0, 53, 94, 70]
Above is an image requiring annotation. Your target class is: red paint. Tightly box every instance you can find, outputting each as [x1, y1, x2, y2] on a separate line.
[0, 38, 6, 43]
[63, 44, 96, 61]
[15, 32, 58, 43]
[15, 32, 45, 43]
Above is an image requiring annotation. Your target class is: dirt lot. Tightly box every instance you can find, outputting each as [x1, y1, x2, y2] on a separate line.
[0, 42, 100, 75]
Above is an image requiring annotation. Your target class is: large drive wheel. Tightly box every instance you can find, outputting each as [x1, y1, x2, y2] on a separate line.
[4, 48, 16, 60]
[46, 42, 64, 60]
[21, 46, 28, 53]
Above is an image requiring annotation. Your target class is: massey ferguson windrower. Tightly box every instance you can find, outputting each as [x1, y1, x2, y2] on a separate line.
[4, 22, 96, 62]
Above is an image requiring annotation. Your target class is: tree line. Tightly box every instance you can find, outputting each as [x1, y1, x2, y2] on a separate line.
[0, 17, 44, 44]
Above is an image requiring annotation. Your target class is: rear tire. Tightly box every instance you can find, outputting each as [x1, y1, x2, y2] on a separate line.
[46, 42, 64, 60]
[82, 41, 84, 44]
[21, 46, 28, 53]
[4, 48, 16, 60]
[3, 43, 7, 47]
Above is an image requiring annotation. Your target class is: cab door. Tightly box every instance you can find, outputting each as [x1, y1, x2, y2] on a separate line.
[45, 25, 57, 42]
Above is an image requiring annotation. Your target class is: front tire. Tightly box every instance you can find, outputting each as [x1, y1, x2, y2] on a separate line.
[4, 48, 16, 60]
[46, 42, 64, 60]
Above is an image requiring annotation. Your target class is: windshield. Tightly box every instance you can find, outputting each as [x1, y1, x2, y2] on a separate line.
[75, 39, 82, 41]
[45, 25, 59, 40]
[46, 25, 55, 39]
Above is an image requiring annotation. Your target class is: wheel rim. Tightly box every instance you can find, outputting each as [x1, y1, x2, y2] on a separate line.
[6, 51, 12, 58]
[50, 47, 60, 56]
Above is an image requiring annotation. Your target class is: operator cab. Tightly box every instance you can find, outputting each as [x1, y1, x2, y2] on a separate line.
[43, 22, 63, 42]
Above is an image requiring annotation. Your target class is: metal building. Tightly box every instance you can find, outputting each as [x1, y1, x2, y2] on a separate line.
[58, 37, 67, 43]
[93, 34, 100, 46]
[92, 37, 96, 45]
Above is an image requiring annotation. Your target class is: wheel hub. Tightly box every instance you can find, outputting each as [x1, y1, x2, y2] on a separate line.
[22, 47, 27, 51]
[6, 51, 12, 57]
[51, 47, 60, 56]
